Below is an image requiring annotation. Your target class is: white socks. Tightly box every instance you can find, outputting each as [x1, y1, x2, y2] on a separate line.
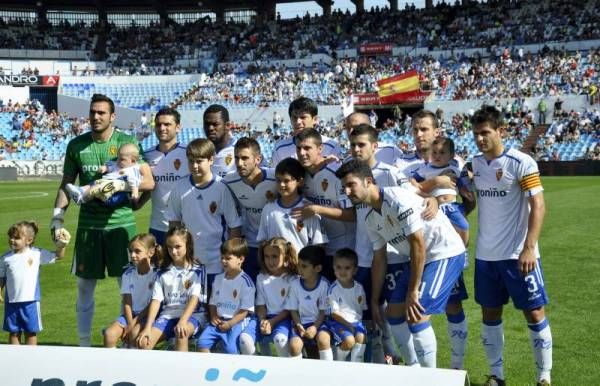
[388, 317, 419, 366]
[528, 319, 552, 383]
[76, 278, 97, 346]
[273, 333, 290, 357]
[410, 321, 437, 368]
[447, 310, 468, 369]
[350, 343, 366, 362]
[238, 332, 256, 355]
[481, 320, 505, 380]
[319, 348, 333, 360]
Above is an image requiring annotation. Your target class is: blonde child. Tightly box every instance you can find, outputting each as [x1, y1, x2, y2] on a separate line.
[66, 142, 143, 205]
[327, 248, 367, 362]
[286, 245, 333, 360]
[103, 233, 160, 348]
[196, 238, 257, 355]
[0, 221, 69, 345]
[137, 225, 206, 352]
[256, 157, 328, 253]
[255, 237, 298, 357]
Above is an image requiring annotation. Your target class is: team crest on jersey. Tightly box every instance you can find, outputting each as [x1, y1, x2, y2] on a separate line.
[148, 282, 153, 290]
[280, 288, 286, 297]
[265, 190, 275, 201]
[174, 158, 181, 170]
[321, 179, 329, 192]
[209, 201, 217, 213]
[109, 145, 118, 157]
[496, 169, 503, 181]
[386, 215, 395, 227]
[225, 154, 233, 166]
[119, 170, 125, 175]
[184, 279, 192, 290]
[357, 295, 363, 304]
[27, 258, 33, 266]
[295, 220, 304, 232]
[233, 289, 238, 299]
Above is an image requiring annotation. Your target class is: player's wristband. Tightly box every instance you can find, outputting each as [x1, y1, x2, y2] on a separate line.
[52, 208, 65, 219]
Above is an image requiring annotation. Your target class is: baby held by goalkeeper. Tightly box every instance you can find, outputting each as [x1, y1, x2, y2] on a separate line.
[66, 143, 142, 206]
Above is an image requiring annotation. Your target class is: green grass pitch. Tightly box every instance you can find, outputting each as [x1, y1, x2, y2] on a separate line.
[1, 177, 599, 384]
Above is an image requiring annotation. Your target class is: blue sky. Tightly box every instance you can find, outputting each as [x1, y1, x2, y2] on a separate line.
[276, 0, 428, 18]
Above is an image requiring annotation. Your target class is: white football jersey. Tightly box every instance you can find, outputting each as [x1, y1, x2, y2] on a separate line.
[210, 271, 256, 319]
[412, 159, 464, 198]
[355, 162, 412, 267]
[303, 165, 355, 255]
[255, 273, 294, 315]
[327, 280, 367, 323]
[143, 144, 189, 232]
[395, 152, 423, 177]
[256, 197, 329, 253]
[470, 148, 543, 262]
[0, 247, 55, 303]
[212, 138, 236, 178]
[375, 142, 404, 165]
[284, 276, 330, 324]
[366, 187, 465, 264]
[223, 168, 278, 248]
[166, 175, 242, 274]
[120, 265, 158, 314]
[152, 264, 206, 319]
[271, 135, 341, 167]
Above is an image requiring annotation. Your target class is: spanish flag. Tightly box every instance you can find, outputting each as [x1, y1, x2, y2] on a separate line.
[377, 70, 420, 104]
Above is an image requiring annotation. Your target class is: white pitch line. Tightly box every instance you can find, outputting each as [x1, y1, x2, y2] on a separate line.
[0, 191, 49, 200]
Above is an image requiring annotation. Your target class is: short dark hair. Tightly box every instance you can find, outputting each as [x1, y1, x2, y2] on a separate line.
[155, 107, 181, 125]
[298, 245, 325, 267]
[295, 128, 322, 146]
[335, 159, 373, 181]
[91, 93, 115, 114]
[432, 137, 455, 154]
[203, 104, 229, 123]
[349, 123, 378, 143]
[275, 157, 305, 180]
[288, 97, 318, 118]
[234, 137, 261, 155]
[221, 237, 249, 257]
[471, 105, 504, 130]
[412, 109, 438, 128]
[334, 248, 358, 267]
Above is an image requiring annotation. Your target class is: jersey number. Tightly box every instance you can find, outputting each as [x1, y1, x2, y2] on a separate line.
[524, 274, 539, 293]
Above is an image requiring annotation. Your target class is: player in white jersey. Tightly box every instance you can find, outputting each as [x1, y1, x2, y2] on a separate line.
[344, 112, 404, 165]
[286, 245, 332, 360]
[255, 238, 297, 357]
[1, 221, 66, 345]
[398, 110, 471, 369]
[166, 138, 242, 283]
[326, 249, 368, 362]
[271, 97, 341, 166]
[203, 104, 236, 177]
[103, 233, 159, 348]
[292, 129, 355, 279]
[137, 226, 206, 352]
[466, 106, 551, 386]
[138, 108, 189, 245]
[256, 157, 328, 253]
[223, 137, 278, 281]
[337, 159, 466, 368]
[197, 238, 257, 355]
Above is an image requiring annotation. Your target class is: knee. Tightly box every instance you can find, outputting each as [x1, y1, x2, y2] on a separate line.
[340, 336, 355, 351]
[238, 333, 256, 355]
[524, 306, 546, 324]
[289, 337, 303, 355]
[482, 307, 503, 322]
[445, 302, 463, 315]
[316, 331, 330, 349]
[355, 333, 366, 345]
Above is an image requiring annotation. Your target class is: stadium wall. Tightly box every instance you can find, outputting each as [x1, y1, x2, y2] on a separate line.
[58, 94, 144, 129]
[425, 95, 590, 124]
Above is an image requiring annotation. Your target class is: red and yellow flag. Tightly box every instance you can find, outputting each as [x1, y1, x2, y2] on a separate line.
[377, 70, 420, 104]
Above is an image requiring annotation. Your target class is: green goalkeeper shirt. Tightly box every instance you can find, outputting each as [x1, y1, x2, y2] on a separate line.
[63, 129, 142, 230]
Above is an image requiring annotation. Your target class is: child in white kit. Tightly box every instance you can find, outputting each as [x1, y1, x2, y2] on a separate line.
[255, 237, 298, 357]
[327, 248, 367, 362]
[286, 245, 333, 360]
[103, 233, 160, 348]
[1, 221, 68, 345]
[196, 238, 257, 355]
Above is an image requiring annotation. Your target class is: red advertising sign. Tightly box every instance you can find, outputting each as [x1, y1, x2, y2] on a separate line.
[358, 43, 393, 55]
[354, 90, 432, 106]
